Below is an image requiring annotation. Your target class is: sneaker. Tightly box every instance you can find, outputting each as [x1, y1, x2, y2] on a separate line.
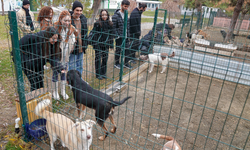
[124, 64, 133, 69]
[129, 60, 137, 64]
[114, 64, 121, 69]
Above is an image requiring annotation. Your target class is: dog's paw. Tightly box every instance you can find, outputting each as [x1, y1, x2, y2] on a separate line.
[148, 70, 152, 73]
[98, 135, 106, 141]
[160, 71, 164, 74]
[110, 127, 117, 134]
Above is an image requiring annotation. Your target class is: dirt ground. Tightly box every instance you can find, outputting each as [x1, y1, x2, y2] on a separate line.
[33, 63, 250, 150]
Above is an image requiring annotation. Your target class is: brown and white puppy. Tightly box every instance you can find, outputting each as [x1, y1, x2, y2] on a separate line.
[35, 99, 96, 150]
[140, 51, 175, 74]
[152, 134, 182, 150]
[197, 29, 209, 39]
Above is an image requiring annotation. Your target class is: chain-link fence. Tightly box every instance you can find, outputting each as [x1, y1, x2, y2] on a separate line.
[7, 6, 250, 150]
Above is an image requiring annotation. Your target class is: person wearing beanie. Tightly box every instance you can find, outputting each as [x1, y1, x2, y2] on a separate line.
[17, 0, 37, 36]
[68, 1, 88, 77]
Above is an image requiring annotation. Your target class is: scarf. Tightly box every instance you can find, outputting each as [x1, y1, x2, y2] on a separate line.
[22, 6, 34, 31]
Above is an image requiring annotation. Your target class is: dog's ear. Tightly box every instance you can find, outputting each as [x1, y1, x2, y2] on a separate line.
[73, 122, 80, 128]
[89, 120, 96, 126]
[76, 70, 81, 78]
[66, 72, 71, 85]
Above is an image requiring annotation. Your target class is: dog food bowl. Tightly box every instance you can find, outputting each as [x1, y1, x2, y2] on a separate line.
[28, 119, 47, 140]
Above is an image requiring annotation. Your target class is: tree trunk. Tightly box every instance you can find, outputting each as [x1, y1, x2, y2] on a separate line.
[224, 0, 244, 42]
[1, 0, 4, 16]
[236, 13, 246, 34]
[90, 0, 101, 26]
[236, 3, 250, 34]
[196, 2, 202, 30]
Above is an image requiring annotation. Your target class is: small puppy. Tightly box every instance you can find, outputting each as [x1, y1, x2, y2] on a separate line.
[35, 99, 96, 150]
[140, 51, 175, 74]
[67, 70, 132, 141]
[152, 134, 182, 150]
[197, 29, 209, 39]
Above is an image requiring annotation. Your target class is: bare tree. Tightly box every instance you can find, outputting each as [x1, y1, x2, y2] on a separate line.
[235, 2, 250, 34]
[89, 0, 101, 25]
[225, 0, 245, 42]
[1, 0, 4, 16]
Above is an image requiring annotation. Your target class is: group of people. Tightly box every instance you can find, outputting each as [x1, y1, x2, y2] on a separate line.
[15, 0, 175, 100]
[17, 0, 87, 100]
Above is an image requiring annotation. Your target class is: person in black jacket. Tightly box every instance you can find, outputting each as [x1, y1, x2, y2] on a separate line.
[91, 9, 114, 80]
[112, 0, 132, 69]
[68, 1, 88, 76]
[156, 23, 175, 40]
[17, 27, 64, 91]
[129, 3, 147, 64]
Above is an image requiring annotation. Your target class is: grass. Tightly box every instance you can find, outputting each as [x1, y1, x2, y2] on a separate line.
[143, 11, 156, 17]
[141, 17, 163, 23]
[0, 15, 9, 41]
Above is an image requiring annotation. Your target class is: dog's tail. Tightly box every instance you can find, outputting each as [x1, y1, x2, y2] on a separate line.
[34, 99, 51, 119]
[152, 134, 174, 141]
[112, 96, 132, 107]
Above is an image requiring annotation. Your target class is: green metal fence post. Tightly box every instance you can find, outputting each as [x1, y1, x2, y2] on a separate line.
[8, 11, 29, 132]
[119, 9, 128, 82]
[189, 10, 194, 34]
[150, 7, 158, 54]
[180, 11, 186, 38]
[160, 9, 167, 44]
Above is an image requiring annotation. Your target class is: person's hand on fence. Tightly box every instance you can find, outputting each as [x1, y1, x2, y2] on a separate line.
[61, 70, 66, 73]
[110, 48, 114, 51]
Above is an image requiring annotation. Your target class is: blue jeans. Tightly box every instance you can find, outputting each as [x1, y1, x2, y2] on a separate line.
[68, 52, 84, 75]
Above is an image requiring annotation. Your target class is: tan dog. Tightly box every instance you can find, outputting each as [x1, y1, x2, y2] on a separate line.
[152, 134, 182, 150]
[197, 29, 210, 39]
[35, 99, 96, 150]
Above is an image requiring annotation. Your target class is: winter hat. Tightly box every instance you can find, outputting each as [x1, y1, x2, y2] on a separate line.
[23, 0, 30, 6]
[72, 1, 83, 11]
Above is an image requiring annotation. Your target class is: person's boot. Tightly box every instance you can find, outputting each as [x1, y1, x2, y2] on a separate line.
[52, 82, 60, 100]
[60, 80, 69, 100]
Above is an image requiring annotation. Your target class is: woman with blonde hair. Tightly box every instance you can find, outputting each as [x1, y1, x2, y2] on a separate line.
[37, 6, 53, 30]
[52, 10, 78, 100]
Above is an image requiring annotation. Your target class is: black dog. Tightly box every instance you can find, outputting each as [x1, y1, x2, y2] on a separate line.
[67, 70, 131, 141]
[220, 29, 239, 42]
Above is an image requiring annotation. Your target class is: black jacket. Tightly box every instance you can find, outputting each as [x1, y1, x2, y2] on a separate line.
[112, 9, 130, 39]
[70, 12, 88, 54]
[18, 31, 63, 72]
[129, 8, 142, 37]
[156, 23, 173, 40]
[91, 21, 114, 50]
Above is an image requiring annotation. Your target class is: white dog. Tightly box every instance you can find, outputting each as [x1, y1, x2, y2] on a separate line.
[140, 51, 175, 73]
[152, 134, 182, 150]
[35, 99, 96, 150]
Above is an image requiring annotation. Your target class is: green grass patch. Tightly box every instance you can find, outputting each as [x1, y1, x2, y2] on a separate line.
[0, 15, 9, 41]
[141, 18, 163, 23]
[0, 48, 13, 76]
[143, 11, 156, 17]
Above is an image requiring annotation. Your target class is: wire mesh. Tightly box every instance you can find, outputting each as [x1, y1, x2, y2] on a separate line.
[6, 7, 250, 150]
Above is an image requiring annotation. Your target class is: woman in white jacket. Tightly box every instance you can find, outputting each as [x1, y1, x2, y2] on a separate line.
[53, 11, 78, 100]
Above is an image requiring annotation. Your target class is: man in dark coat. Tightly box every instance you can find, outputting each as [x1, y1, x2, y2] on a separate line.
[68, 1, 88, 76]
[112, 0, 132, 69]
[128, 3, 147, 64]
